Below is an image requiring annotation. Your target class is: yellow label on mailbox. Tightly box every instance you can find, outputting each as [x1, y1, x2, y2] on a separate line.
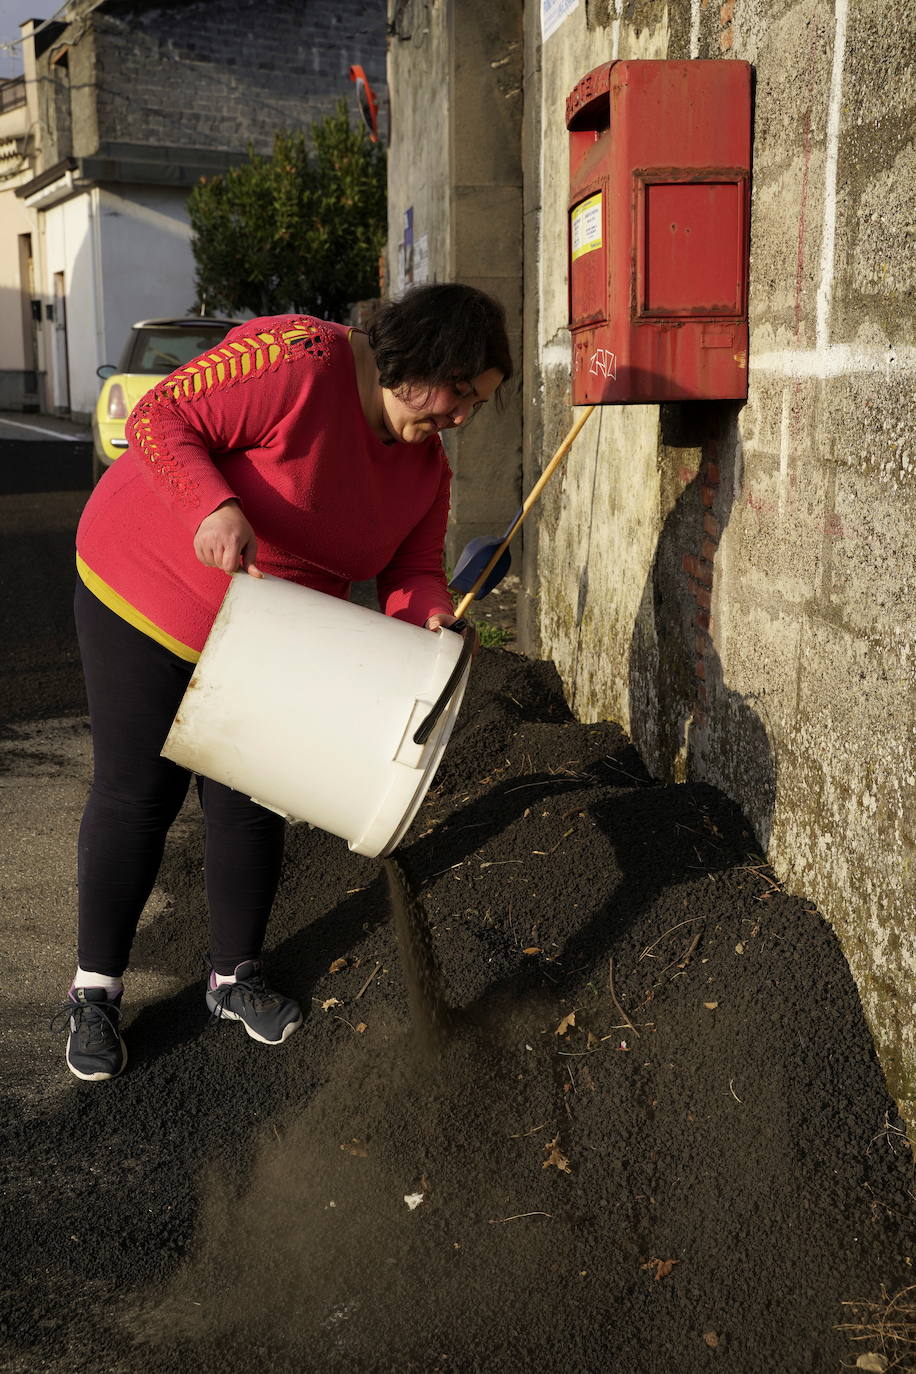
[571, 193, 603, 261]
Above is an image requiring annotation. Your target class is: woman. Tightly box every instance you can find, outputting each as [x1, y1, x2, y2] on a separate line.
[60, 282, 511, 1081]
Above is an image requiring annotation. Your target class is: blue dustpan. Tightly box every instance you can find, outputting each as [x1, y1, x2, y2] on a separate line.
[448, 509, 521, 600]
[448, 406, 597, 615]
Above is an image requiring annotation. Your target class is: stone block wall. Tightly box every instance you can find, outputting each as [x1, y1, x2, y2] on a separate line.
[37, 0, 388, 163]
[528, 0, 916, 1122]
[386, 0, 916, 1123]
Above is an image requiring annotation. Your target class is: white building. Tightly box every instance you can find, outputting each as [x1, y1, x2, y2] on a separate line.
[6, 1, 387, 421]
[0, 73, 42, 411]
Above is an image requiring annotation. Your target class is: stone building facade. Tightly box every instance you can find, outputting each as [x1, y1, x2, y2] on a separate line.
[8, 0, 387, 418]
[35, 0, 386, 169]
[386, 0, 916, 1124]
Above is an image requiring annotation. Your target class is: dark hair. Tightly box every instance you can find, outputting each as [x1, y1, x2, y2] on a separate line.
[368, 283, 513, 400]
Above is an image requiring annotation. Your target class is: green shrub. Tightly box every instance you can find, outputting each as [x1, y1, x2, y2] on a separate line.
[188, 103, 386, 319]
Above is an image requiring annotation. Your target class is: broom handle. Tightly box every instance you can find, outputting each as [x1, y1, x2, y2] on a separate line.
[453, 404, 597, 620]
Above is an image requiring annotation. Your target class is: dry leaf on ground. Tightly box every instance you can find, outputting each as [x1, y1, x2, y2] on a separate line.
[329, 958, 348, 974]
[641, 1258, 679, 1280]
[321, 997, 341, 1012]
[556, 1011, 576, 1036]
[703, 1331, 719, 1348]
[523, 947, 542, 955]
[340, 1139, 368, 1157]
[542, 1135, 572, 1173]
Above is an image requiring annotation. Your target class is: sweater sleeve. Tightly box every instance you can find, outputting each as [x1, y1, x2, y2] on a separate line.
[376, 454, 454, 627]
[124, 317, 328, 534]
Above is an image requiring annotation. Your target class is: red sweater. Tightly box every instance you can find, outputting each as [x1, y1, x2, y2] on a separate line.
[77, 316, 454, 660]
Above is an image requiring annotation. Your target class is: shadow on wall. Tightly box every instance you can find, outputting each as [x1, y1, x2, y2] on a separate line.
[628, 401, 776, 853]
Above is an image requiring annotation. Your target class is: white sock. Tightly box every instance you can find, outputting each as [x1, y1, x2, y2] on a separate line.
[214, 970, 239, 987]
[74, 967, 123, 996]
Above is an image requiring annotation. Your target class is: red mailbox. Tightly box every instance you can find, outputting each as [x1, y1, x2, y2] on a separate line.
[567, 60, 752, 404]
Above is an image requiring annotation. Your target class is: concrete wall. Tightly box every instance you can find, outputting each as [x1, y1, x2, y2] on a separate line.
[386, 1, 451, 297]
[388, 0, 916, 1124]
[386, 0, 524, 561]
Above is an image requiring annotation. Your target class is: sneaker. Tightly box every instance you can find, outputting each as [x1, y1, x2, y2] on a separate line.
[55, 987, 127, 1081]
[205, 960, 302, 1045]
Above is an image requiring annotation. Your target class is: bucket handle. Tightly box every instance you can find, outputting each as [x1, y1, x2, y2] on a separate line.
[412, 627, 475, 746]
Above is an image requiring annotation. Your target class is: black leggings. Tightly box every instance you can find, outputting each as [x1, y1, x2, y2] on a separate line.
[74, 581, 286, 977]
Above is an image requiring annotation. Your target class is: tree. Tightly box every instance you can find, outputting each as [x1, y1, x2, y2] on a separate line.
[188, 103, 387, 319]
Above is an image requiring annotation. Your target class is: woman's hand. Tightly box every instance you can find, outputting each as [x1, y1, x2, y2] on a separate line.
[425, 613, 479, 656]
[425, 612, 459, 632]
[194, 500, 262, 577]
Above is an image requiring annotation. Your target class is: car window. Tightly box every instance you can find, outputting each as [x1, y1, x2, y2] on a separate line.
[126, 328, 233, 374]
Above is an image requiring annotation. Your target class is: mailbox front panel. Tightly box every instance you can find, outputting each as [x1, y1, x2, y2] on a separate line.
[640, 180, 744, 316]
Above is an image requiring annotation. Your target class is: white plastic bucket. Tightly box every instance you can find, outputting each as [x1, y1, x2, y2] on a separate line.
[161, 574, 472, 858]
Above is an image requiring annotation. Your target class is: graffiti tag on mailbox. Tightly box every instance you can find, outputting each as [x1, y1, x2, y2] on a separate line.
[589, 348, 617, 380]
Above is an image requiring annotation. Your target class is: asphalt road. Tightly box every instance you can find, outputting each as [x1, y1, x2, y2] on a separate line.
[0, 414, 92, 446]
[0, 431, 189, 1107]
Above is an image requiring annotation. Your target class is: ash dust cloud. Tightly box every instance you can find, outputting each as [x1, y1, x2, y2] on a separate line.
[129, 856, 579, 1370]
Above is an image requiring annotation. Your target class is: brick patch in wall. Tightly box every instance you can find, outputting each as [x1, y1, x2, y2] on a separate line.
[681, 437, 724, 723]
[719, 0, 734, 51]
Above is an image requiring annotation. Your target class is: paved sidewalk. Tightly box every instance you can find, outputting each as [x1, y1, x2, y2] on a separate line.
[1, 715, 198, 1111]
[0, 411, 91, 443]
[0, 417, 92, 494]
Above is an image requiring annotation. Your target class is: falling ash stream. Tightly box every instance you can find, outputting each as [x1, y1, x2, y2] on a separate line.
[382, 854, 457, 1050]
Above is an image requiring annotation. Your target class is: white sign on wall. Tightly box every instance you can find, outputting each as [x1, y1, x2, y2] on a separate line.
[542, 0, 579, 41]
[414, 234, 429, 285]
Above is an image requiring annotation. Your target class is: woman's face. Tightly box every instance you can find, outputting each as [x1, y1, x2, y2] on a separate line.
[381, 368, 504, 445]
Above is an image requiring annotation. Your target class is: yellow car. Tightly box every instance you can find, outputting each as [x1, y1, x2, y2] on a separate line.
[92, 316, 241, 482]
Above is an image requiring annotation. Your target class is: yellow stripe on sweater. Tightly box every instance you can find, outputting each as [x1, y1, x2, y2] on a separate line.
[76, 555, 201, 663]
